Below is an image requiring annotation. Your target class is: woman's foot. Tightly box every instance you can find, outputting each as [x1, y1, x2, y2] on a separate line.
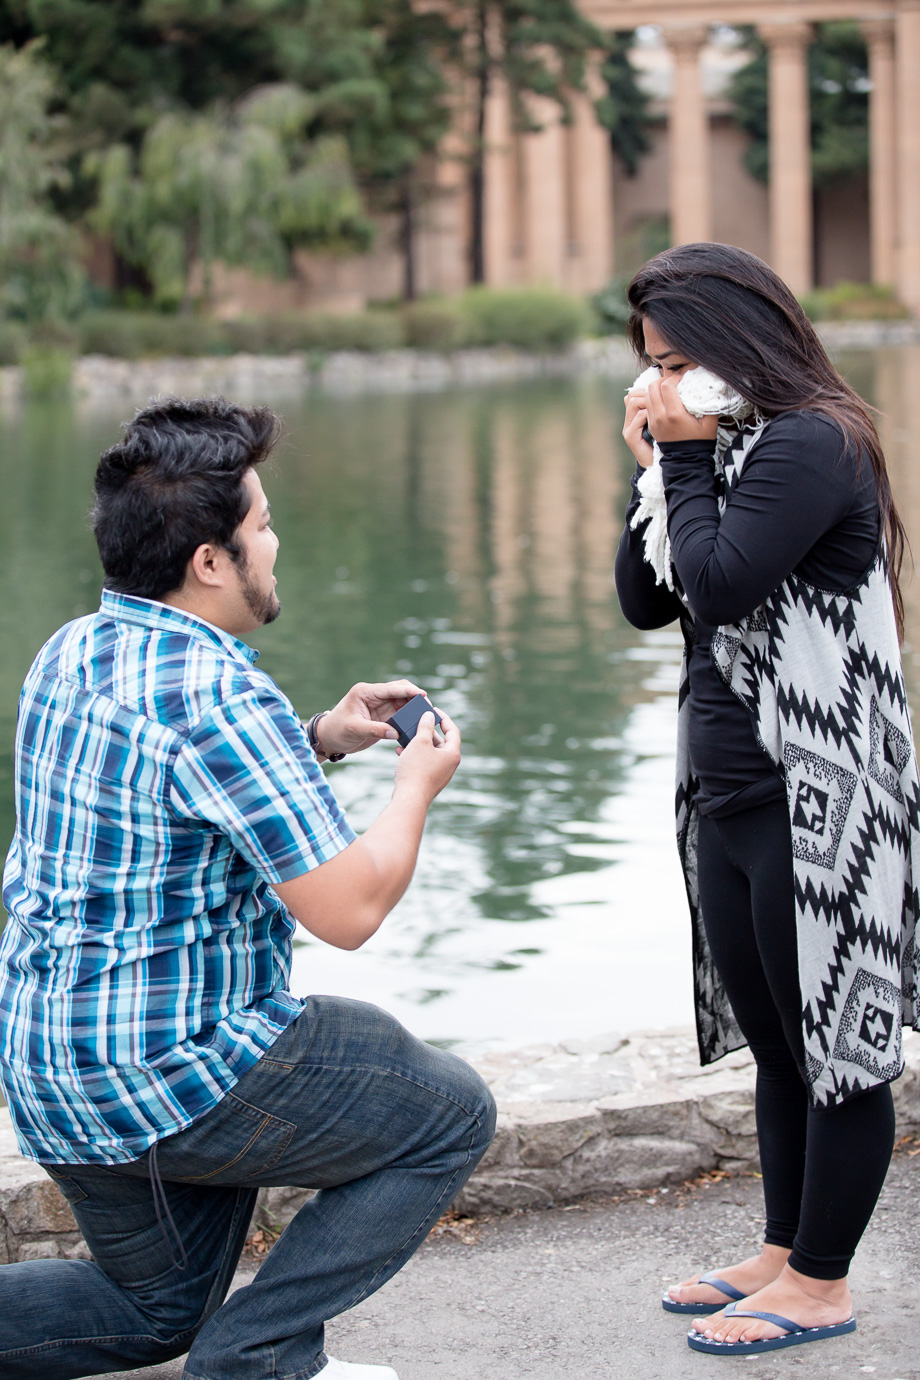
[666, 1244, 790, 1309]
[689, 1264, 852, 1344]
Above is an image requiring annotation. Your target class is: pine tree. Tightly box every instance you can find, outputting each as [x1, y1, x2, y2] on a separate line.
[460, 0, 608, 284]
[598, 32, 651, 176]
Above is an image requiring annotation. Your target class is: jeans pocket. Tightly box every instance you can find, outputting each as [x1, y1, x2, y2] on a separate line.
[41, 1164, 89, 1205]
[156, 1092, 296, 1184]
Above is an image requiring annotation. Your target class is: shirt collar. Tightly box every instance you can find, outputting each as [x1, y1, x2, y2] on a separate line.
[99, 589, 260, 665]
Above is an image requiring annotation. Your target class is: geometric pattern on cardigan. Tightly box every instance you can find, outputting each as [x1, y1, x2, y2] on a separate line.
[671, 420, 920, 1107]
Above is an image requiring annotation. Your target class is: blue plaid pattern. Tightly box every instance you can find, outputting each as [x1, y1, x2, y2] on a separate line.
[0, 591, 356, 1165]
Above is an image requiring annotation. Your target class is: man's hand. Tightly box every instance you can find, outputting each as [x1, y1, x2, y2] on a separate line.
[645, 375, 719, 445]
[274, 710, 462, 950]
[393, 711, 460, 801]
[314, 679, 424, 757]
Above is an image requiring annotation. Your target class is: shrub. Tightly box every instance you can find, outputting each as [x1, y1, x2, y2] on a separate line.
[800, 281, 910, 322]
[21, 345, 73, 397]
[77, 311, 224, 358]
[458, 286, 592, 351]
[402, 299, 465, 350]
[297, 311, 405, 352]
[591, 278, 632, 335]
[219, 311, 405, 353]
[0, 321, 26, 365]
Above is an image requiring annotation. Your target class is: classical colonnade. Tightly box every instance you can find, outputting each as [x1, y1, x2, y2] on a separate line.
[477, 0, 920, 308]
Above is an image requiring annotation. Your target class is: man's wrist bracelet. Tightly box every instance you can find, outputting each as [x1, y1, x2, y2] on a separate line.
[306, 711, 346, 763]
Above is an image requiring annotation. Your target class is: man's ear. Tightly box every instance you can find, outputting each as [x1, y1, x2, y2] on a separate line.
[188, 542, 228, 589]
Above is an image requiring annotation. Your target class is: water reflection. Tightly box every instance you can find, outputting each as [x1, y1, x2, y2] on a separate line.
[1, 351, 918, 1055]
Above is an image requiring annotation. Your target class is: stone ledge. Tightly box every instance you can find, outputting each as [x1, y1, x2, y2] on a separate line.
[0, 338, 634, 410]
[0, 324, 914, 411]
[0, 325, 911, 408]
[817, 319, 920, 349]
[2, 1027, 918, 1260]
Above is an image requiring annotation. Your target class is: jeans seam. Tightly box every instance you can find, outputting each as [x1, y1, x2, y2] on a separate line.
[0, 1326, 199, 1359]
[254, 1061, 487, 1121]
[331, 1109, 485, 1320]
[194, 1186, 257, 1328]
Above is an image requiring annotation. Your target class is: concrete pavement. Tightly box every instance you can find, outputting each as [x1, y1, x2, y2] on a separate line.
[93, 1147, 920, 1380]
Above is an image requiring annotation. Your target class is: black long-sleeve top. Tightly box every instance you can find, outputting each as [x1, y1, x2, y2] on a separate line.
[615, 411, 881, 816]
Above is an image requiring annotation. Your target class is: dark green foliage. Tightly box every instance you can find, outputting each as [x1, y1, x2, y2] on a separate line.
[458, 286, 591, 350]
[809, 23, 870, 186]
[401, 299, 466, 350]
[598, 32, 652, 175]
[71, 288, 593, 357]
[77, 310, 226, 357]
[0, 320, 26, 363]
[591, 277, 631, 335]
[77, 308, 407, 355]
[0, 41, 87, 321]
[730, 22, 869, 187]
[800, 281, 909, 322]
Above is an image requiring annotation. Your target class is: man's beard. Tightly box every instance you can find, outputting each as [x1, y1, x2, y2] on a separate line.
[236, 555, 281, 626]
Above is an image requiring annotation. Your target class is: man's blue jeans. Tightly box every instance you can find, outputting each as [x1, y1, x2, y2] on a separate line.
[0, 996, 496, 1380]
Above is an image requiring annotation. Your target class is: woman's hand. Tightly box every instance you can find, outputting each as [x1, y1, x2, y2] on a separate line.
[646, 375, 719, 445]
[623, 390, 655, 468]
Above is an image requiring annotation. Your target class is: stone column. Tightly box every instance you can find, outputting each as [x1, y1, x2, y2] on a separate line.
[522, 96, 568, 284]
[896, 1, 920, 310]
[758, 21, 815, 296]
[565, 63, 615, 292]
[664, 25, 712, 246]
[483, 74, 513, 287]
[862, 20, 897, 288]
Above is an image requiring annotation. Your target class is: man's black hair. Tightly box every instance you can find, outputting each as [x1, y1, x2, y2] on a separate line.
[93, 397, 282, 599]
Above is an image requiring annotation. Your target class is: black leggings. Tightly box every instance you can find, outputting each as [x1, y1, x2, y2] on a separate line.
[697, 798, 895, 1280]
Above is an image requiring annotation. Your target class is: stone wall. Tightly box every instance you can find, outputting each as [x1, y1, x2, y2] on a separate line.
[0, 339, 634, 415]
[3, 1028, 917, 1261]
[0, 321, 906, 414]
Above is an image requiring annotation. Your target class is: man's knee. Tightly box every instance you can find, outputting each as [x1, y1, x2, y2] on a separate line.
[298, 994, 497, 1161]
[430, 1047, 497, 1164]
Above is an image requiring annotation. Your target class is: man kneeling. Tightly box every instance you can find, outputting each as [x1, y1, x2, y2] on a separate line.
[0, 397, 495, 1380]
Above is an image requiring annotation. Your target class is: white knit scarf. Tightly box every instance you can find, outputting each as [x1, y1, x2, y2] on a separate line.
[627, 366, 764, 591]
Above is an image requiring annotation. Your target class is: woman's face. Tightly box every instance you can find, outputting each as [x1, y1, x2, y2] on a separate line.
[642, 318, 696, 380]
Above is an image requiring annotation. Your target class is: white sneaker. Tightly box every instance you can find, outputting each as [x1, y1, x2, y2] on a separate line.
[318, 1357, 399, 1380]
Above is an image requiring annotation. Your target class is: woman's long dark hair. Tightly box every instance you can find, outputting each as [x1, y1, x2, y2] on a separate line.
[627, 242, 909, 638]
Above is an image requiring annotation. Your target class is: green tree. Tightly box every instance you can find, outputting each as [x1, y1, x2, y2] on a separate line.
[3, 1, 461, 300]
[598, 31, 652, 175]
[87, 86, 371, 310]
[0, 39, 84, 321]
[343, 1, 459, 300]
[730, 22, 869, 187]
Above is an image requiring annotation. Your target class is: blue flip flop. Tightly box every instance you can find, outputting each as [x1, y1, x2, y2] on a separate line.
[661, 1273, 746, 1315]
[687, 1302, 857, 1353]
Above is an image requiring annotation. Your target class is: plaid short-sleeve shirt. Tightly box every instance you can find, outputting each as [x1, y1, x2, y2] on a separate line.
[0, 591, 356, 1165]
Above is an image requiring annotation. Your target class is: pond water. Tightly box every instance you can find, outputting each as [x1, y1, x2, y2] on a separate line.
[2, 347, 920, 1058]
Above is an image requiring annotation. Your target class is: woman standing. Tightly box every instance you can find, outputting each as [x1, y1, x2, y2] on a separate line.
[615, 243, 920, 1356]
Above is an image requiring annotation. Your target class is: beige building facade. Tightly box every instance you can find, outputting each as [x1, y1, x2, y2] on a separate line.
[475, 0, 919, 305]
[205, 1, 920, 315]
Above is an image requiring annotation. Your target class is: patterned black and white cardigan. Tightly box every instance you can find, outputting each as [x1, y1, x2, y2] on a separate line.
[672, 419, 920, 1108]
